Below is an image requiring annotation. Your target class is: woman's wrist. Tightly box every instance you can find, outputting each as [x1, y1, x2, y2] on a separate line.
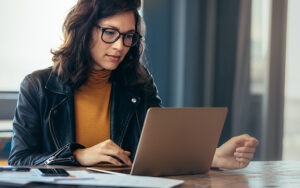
[211, 148, 220, 168]
[73, 148, 85, 165]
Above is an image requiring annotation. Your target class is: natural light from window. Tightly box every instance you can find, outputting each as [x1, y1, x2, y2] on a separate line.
[0, 0, 77, 91]
[283, 0, 300, 160]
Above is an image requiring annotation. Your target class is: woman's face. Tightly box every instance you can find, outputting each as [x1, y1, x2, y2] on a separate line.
[90, 11, 136, 70]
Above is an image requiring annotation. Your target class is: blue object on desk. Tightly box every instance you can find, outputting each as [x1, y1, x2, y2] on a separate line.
[2, 141, 11, 152]
[0, 141, 11, 158]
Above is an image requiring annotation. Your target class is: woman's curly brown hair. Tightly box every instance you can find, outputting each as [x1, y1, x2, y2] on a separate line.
[52, 0, 153, 95]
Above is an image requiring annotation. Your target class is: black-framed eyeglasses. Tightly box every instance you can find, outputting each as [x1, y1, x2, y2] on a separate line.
[95, 25, 141, 47]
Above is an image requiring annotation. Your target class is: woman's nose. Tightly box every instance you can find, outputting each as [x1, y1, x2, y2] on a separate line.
[112, 36, 124, 50]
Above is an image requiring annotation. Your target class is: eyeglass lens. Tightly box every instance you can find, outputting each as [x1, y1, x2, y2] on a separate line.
[101, 28, 138, 47]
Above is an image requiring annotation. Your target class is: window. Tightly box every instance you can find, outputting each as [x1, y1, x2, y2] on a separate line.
[283, 0, 300, 160]
[250, 0, 271, 95]
[0, 0, 77, 91]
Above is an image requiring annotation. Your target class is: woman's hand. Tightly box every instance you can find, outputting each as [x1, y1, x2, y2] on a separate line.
[212, 134, 259, 169]
[73, 139, 132, 166]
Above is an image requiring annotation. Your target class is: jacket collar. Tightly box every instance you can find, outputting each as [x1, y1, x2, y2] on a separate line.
[45, 70, 72, 96]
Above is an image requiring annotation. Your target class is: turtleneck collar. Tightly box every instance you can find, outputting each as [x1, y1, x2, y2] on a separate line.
[86, 69, 111, 86]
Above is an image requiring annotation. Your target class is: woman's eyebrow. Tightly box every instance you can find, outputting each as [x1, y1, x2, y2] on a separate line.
[101, 24, 136, 33]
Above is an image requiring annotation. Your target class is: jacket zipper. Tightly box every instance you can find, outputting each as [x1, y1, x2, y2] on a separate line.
[43, 143, 72, 165]
[44, 157, 72, 165]
[49, 108, 60, 150]
[48, 96, 69, 150]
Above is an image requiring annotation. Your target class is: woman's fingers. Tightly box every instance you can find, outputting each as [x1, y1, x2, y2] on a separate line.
[101, 149, 132, 166]
[234, 151, 254, 160]
[235, 157, 250, 168]
[236, 157, 250, 166]
[124, 151, 131, 156]
[74, 139, 132, 166]
[235, 134, 259, 147]
[101, 155, 123, 166]
[236, 146, 256, 153]
[102, 140, 131, 156]
[235, 144, 256, 162]
[244, 139, 259, 147]
[99, 140, 132, 166]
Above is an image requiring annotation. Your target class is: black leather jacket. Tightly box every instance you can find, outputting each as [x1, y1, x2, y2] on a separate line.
[8, 67, 161, 166]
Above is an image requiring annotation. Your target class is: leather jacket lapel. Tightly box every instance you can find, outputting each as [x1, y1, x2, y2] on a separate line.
[110, 82, 141, 146]
[45, 71, 76, 149]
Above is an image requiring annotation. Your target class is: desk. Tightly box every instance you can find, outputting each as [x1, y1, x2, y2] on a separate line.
[170, 161, 300, 187]
[1, 161, 300, 187]
[49, 161, 300, 187]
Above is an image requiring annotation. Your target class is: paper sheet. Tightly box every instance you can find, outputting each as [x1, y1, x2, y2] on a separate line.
[0, 169, 183, 188]
[60, 170, 184, 188]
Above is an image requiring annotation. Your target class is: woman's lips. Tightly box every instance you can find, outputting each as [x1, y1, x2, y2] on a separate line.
[106, 55, 120, 62]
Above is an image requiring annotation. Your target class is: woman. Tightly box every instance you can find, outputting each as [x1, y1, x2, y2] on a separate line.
[8, 0, 258, 169]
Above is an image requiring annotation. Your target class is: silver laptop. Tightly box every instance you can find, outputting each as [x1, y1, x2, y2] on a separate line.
[89, 107, 227, 176]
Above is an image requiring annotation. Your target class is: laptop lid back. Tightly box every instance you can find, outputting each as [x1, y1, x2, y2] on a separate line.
[131, 107, 227, 176]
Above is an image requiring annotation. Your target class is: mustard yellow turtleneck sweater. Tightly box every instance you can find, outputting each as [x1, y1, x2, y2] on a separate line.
[74, 69, 112, 148]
